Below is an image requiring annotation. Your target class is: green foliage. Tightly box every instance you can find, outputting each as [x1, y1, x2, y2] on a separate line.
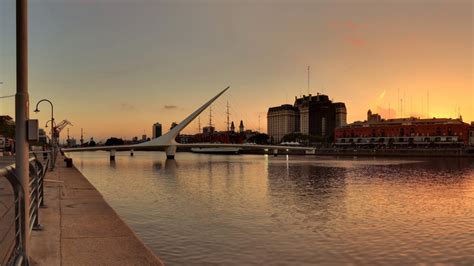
[281, 133, 324, 144]
[246, 133, 269, 144]
[105, 137, 124, 146]
[0, 119, 15, 138]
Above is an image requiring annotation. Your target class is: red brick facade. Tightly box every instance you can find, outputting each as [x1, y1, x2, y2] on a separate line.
[335, 118, 470, 145]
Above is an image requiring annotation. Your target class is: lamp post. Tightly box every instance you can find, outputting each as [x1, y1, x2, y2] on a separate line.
[44, 119, 56, 128]
[16, 0, 31, 259]
[34, 99, 55, 169]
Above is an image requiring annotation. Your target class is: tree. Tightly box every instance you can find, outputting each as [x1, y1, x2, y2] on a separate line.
[0, 119, 15, 139]
[105, 137, 124, 146]
[247, 133, 269, 144]
[281, 133, 324, 144]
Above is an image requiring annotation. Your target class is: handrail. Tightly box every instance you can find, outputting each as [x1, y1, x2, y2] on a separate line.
[0, 152, 50, 265]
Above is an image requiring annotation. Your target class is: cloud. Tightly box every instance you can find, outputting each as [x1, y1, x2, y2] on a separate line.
[163, 105, 178, 110]
[379, 90, 386, 100]
[329, 20, 367, 47]
[120, 103, 136, 111]
[346, 36, 366, 47]
[328, 20, 364, 31]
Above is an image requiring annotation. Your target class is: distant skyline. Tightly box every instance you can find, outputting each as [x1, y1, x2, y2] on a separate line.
[1, 0, 472, 142]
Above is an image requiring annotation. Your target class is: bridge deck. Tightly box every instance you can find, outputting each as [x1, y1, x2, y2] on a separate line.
[30, 155, 163, 265]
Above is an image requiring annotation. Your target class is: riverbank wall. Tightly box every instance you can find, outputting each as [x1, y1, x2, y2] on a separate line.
[29, 155, 163, 265]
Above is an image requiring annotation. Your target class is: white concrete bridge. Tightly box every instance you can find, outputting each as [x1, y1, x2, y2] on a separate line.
[62, 86, 315, 159]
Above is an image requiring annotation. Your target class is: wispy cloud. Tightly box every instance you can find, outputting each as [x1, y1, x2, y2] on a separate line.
[379, 90, 386, 100]
[163, 105, 178, 110]
[329, 20, 364, 31]
[329, 20, 367, 47]
[120, 103, 136, 111]
[346, 36, 366, 47]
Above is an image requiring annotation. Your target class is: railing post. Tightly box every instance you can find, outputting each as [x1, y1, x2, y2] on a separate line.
[38, 158, 47, 207]
[29, 161, 41, 231]
[5, 167, 27, 265]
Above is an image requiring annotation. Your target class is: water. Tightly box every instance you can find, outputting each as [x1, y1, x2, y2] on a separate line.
[69, 152, 474, 265]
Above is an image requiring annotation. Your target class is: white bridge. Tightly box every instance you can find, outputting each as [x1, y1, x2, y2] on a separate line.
[62, 87, 316, 159]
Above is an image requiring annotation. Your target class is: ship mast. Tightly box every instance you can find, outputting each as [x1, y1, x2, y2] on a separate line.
[226, 101, 230, 132]
[209, 105, 213, 128]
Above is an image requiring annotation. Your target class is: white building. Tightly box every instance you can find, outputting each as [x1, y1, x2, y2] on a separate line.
[267, 104, 299, 143]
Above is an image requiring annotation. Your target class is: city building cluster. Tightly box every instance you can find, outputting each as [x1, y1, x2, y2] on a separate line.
[267, 93, 347, 143]
[335, 110, 474, 147]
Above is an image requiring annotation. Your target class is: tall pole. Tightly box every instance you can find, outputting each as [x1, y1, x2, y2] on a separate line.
[198, 117, 201, 133]
[307, 66, 310, 95]
[427, 91, 429, 118]
[16, 0, 31, 259]
[80, 128, 84, 145]
[226, 101, 230, 132]
[209, 106, 212, 127]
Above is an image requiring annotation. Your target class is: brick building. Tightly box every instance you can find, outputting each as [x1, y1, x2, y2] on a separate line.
[335, 117, 471, 146]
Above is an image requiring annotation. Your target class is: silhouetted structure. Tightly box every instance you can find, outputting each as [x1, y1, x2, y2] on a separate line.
[239, 120, 244, 133]
[152, 122, 162, 138]
[267, 93, 346, 143]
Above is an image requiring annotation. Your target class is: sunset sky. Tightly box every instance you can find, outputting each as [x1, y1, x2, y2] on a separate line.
[0, 0, 472, 142]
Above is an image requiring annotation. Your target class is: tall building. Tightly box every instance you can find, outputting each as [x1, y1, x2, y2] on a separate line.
[469, 122, 474, 146]
[294, 93, 336, 137]
[267, 104, 299, 142]
[267, 93, 346, 143]
[334, 103, 347, 127]
[152, 122, 162, 138]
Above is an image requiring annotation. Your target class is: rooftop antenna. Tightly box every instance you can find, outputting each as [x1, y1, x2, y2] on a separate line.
[397, 88, 400, 117]
[80, 128, 84, 145]
[226, 101, 230, 132]
[427, 91, 429, 118]
[421, 96, 424, 118]
[403, 90, 406, 117]
[400, 98, 403, 118]
[258, 114, 261, 132]
[307, 65, 310, 95]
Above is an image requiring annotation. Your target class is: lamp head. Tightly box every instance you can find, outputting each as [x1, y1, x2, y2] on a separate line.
[34, 108, 40, 113]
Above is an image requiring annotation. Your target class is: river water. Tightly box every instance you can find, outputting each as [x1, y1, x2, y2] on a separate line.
[69, 151, 474, 265]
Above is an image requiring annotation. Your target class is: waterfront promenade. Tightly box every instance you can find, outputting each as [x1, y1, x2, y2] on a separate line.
[29, 155, 163, 265]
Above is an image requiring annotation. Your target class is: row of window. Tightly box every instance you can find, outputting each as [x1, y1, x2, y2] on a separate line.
[336, 136, 459, 144]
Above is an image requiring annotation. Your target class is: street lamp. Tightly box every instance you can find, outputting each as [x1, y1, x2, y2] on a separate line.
[44, 119, 56, 128]
[34, 99, 55, 169]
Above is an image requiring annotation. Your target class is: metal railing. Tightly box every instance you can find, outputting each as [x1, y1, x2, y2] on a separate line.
[0, 153, 50, 265]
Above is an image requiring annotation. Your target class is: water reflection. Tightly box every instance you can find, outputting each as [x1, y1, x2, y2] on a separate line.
[69, 152, 474, 265]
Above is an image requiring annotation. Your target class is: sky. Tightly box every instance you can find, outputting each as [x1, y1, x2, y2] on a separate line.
[0, 0, 472, 142]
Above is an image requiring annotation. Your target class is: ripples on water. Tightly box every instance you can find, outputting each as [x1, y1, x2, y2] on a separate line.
[69, 152, 474, 265]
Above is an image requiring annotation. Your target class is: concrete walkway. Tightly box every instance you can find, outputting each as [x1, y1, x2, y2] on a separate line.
[30, 156, 163, 266]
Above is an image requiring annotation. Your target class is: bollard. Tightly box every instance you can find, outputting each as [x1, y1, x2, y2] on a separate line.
[64, 158, 73, 168]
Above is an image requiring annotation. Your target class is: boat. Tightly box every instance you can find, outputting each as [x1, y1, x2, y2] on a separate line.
[191, 147, 240, 154]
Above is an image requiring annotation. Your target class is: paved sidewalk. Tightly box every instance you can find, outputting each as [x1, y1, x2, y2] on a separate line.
[30, 156, 163, 265]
